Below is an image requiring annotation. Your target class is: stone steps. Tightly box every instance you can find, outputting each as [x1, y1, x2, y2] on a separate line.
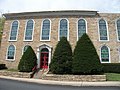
[33, 69, 49, 79]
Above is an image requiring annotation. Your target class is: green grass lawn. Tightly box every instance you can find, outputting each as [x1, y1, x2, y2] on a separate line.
[105, 73, 120, 81]
[6, 69, 19, 72]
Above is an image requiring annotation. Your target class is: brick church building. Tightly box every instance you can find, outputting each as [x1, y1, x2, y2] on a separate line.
[0, 10, 120, 69]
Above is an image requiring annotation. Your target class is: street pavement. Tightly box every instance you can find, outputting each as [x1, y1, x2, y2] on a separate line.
[0, 78, 120, 90]
[0, 76, 120, 87]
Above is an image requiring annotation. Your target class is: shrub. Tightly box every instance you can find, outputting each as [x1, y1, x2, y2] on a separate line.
[102, 63, 120, 73]
[50, 37, 72, 74]
[72, 34, 103, 74]
[0, 64, 7, 70]
[18, 46, 37, 72]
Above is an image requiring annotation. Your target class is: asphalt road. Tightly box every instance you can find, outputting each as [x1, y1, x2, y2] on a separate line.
[0, 78, 120, 90]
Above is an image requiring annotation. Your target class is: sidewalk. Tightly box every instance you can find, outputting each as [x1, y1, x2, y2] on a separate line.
[0, 76, 120, 87]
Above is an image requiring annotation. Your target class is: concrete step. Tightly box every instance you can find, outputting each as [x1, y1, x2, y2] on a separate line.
[33, 69, 49, 79]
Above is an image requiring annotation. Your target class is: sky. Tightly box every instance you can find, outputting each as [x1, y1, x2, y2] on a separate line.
[0, 0, 120, 15]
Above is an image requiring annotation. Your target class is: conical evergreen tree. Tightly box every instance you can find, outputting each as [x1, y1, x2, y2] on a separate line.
[72, 34, 103, 74]
[50, 37, 72, 74]
[18, 46, 37, 72]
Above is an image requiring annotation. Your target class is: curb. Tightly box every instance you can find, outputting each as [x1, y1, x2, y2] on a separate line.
[0, 76, 120, 87]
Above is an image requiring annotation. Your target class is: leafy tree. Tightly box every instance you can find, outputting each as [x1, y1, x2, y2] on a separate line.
[72, 34, 103, 74]
[0, 18, 5, 31]
[50, 37, 72, 74]
[18, 46, 37, 72]
[0, 17, 5, 43]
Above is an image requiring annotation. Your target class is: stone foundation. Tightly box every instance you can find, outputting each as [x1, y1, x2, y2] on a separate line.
[0, 70, 32, 78]
[0, 70, 106, 82]
[43, 74, 106, 82]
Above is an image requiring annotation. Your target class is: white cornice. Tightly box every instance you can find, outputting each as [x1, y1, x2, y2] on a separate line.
[3, 10, 98, 19]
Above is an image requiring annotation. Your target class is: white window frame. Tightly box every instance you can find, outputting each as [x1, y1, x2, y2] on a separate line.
[100, 45, 111, 63]
[77, 18, 87, 41]
[40, 19, 51, 41]
[6, 44, 16, 61]
[98, 18, 109, 41]
[23, 19, 35, 41]
[9, 20, 19, 41]
[118, 48, 120, 63]
[22, 45, 30, 55]
[58, 18, 69, 41]
[115, 18, 120, 42]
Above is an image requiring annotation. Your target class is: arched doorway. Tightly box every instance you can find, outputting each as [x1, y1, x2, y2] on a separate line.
[36, 44, 52, 69]
[40, 48, 49, 69]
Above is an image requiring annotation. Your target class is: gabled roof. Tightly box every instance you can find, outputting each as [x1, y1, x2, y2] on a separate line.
[3, 10, 98, 19]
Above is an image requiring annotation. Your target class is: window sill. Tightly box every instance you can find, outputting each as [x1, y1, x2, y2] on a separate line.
[101, 62, 111, 63]
[6, 59, 15, 62]
[99, 40, 109, 42]
[23, 40, 33, 42]
[40, 40, 51, 42]
[8, 40, 17, 42]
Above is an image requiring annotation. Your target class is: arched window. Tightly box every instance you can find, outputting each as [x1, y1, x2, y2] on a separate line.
[24, 20, 34, 40]
[78, 19, 86, 39]
[23, 45, 29, 53]
[101, 46, 110, 63]
[116, 19, 120, 41]
[41, 19, 50, 40]
[41, 48, 49, 53]
[9, 21, 19, 40]
[7, 45, 15, 59]
[59, 19, 68, 40]
[99, 19, 108, 40]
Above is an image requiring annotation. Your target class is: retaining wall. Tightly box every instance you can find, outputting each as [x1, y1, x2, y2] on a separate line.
[44, 74, 106, 82]
[0, 70, 32, 78]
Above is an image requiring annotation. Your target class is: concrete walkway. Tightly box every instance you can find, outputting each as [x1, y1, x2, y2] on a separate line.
[0, 76, 120, 87]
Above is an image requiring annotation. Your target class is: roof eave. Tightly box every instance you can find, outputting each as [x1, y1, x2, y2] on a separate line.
[3, 10, 98, 19]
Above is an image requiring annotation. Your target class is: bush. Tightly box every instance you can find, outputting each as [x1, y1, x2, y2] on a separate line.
[50, 37, 73, 74]
[102, 63, 120, 73]
[18, 46, 37, 72]
[72, 34, 103, 74]
[0, 64, 7, 70]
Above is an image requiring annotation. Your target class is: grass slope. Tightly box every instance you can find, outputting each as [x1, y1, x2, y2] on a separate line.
[105, 73, 120, 81]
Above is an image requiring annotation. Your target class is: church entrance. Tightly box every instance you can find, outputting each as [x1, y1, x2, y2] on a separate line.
[37, 44, 52, 69]
[40, 48, 49, 69]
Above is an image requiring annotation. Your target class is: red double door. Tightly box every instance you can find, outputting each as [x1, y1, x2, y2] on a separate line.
[40, 52, 49, 69]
